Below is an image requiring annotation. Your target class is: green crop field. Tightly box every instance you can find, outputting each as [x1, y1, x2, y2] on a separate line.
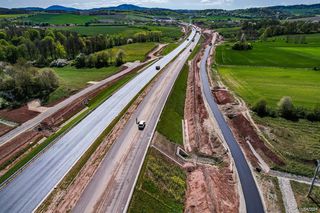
[24, 13, 98, 25]
[55, 25, 145, 36]
[129, 148, 186, 213]
[110, 42, 156, 62]
[0, 14, 28, 19]
[216, 34, 320, 68]
[218, 66, 320, 108]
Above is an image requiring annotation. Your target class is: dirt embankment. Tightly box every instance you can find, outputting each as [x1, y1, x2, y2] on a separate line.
[0, 124, 13, 137]
[0, 106, 40, 124]
[183, 31, 239, 213]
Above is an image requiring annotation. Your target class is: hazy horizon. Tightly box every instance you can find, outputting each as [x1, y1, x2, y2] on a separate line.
[1, 0, 320, 10]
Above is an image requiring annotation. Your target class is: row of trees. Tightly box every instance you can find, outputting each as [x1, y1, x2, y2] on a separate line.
[0, 27, 163, 66]
[253, 97, 320, 122]
[75, 49, 126, 68]
[0, 60, 59, 108]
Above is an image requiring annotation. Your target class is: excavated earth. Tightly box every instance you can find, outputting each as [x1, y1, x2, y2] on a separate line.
[183, 32, 239, 213]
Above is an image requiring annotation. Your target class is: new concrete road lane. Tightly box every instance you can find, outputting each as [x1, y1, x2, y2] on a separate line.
[199, 37, 264, 213]
[0, 29, 197, 213]
[73, 31, 201, 213]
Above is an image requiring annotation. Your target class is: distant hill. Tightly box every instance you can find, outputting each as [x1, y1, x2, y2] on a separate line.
[46, 5, 79, 11]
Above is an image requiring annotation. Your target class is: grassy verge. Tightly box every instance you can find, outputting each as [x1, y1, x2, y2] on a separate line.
[162, 43, 179, 55]
[156, 64, 189, 145]
[128, 148, 186, 213]
[0, 70, 138, 185]
[291, 181, 320, 212]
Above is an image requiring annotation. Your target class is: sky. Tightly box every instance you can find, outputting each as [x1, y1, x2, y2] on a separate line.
[1, 0, 319, 10]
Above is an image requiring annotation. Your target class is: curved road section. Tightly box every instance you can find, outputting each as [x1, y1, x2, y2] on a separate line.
[200, 44, 264, 213]
[0, 29, 196, 213]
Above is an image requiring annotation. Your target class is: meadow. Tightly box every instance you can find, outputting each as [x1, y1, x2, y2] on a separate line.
[55, 25, 144, 36]
[216, 34, 320, 68]
[218, 66, 320, 108]
[0, 14, 28, 19]
[48, 42, 156, 103]
[129, 148, 186, 213]
[215, 32, 320, 176]
[24, 13, 98, 25]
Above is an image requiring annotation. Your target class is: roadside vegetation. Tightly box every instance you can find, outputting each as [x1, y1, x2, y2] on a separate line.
[157, 64, 189, 145]
[129, 148, 186, 213]
[291, 181, 320, 210]
[23, 13, 98, 25]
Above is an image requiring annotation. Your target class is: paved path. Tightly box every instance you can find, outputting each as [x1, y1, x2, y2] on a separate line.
[278, 177, 299, 213]
[199, 36, 264, 213]
[0, 30, 197, 213]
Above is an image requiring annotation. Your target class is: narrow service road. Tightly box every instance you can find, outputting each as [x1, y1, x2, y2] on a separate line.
[199, 38, 264, 213]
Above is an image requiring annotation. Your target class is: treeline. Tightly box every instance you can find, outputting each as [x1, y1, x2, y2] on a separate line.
[75, 49, 125, 68]
[0, 27, 162, 66]
[253, 97, 320, 122]
[241, 20, 320, 40]
[0, 60, 59, 108]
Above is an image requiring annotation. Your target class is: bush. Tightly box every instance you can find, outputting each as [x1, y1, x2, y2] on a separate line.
[278, 96, 297, 121]
[232, 41, 253, 50]
[253, 99, 268, 117]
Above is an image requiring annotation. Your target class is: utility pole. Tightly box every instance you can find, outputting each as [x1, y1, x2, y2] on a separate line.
[307, 160, 320, 197]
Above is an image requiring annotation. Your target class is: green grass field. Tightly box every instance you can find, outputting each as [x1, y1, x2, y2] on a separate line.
[157, 64, 189, 145]
[55, 25, 144, 36]
[48, 42, 156, 103]
[24, 13, 98, 25]
[129, 148, 186, 213]
[0, 14, 28, 19]
[47, 66, 119, 103]
[109, 42, 156, 62]
[218, 66, 320, 108]
[216, 34, 320, 68]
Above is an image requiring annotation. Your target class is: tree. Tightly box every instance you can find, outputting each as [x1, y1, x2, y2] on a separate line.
[253, 99, 268, 117]
[278, 96, 296, 120]
[75, 53, 86, 68]
[115, 50, 125, 66]
[56, 42, 67, 59]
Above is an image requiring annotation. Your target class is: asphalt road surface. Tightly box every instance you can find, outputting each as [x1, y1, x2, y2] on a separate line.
[73, 31, 201, 213]
[0, 42, 164, 147]
[0, 29, 196, 213]
[199, 40, 264, 213]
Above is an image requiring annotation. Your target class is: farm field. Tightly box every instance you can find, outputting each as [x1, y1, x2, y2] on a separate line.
[128, 148, 186, 213]
[55, 25, 145, 36]
[109, 42, 156, 62]
[0, 14, 28, 19]
[216, 34, 320, 68]
[218, 66, 320, 108]
[24, 13, 98, 25]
